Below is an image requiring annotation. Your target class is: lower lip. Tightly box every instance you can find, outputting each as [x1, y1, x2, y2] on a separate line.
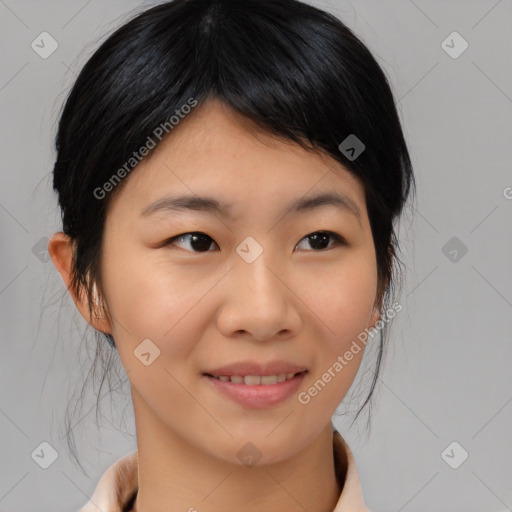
[204, 372, 307, 409]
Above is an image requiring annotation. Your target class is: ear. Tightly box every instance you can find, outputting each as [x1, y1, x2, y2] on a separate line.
[48, 232, 112, 334]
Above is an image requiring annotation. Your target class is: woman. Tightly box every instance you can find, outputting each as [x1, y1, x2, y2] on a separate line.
[48, 0, 415, 510]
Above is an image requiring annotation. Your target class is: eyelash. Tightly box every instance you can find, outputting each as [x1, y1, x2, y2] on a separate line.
[163, 231, 347, 252]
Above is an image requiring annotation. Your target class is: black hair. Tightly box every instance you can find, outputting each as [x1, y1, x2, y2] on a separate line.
[51, 0, 415, 471]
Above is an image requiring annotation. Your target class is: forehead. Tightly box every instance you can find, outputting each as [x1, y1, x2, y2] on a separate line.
[107, 98, 367, 220]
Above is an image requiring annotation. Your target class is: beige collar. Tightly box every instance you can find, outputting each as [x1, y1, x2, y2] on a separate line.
[79, 429, 371, 512]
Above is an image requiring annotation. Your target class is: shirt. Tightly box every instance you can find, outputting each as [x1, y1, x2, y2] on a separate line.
[78, 428, 372, 512]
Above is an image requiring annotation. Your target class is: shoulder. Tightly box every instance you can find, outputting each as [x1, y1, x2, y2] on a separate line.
[78, 450, 138, 512]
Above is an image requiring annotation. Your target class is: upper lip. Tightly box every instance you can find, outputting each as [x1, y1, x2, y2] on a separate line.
[203, 360, 308, 377]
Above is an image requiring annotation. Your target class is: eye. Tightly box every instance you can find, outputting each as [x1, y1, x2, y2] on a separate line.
[294, 231, 347, 251]
[163, 230, 346, 253]
[165, 232, 218, 252]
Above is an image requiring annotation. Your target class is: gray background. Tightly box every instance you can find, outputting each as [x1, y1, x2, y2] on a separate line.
[1, 0, 511, 511]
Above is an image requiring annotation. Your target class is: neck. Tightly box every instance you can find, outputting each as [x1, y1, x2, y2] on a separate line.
[130, 394, 342, 512]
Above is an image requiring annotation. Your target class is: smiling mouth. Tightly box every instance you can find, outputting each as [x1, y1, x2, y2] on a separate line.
[203, 370, 307, 385]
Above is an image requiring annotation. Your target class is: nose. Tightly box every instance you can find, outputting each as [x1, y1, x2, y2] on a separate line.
[216, 248, 302, 342]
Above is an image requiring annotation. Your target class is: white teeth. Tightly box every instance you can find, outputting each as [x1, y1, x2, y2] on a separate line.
[261, 375, 277, 385]
[211, 372, 302, 385]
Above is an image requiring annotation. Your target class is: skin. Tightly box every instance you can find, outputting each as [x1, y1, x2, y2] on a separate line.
[49, 98, 381, 512]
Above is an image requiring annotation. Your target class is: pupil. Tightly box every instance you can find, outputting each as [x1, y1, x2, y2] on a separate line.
[191, 233, 211, 252]
[309, 232, 329, 250]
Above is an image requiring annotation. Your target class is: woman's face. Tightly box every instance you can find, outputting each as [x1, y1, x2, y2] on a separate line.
[96, 98, 380, 464]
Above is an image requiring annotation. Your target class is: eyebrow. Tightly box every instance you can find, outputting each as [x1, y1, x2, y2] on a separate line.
[140, 192, 362, 225]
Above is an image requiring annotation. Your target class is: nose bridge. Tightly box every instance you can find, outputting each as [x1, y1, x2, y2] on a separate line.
[217, 237, 299, 340]
[234, 238, 283, 309]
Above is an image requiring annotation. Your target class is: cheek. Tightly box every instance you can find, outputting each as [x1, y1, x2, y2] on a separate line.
[298, 262, 376, 414]
[101, 248, 210, 361]
[303, 255, 377, 346]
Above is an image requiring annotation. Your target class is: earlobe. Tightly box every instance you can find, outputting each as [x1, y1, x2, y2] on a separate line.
[48, 232, 112, 334]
